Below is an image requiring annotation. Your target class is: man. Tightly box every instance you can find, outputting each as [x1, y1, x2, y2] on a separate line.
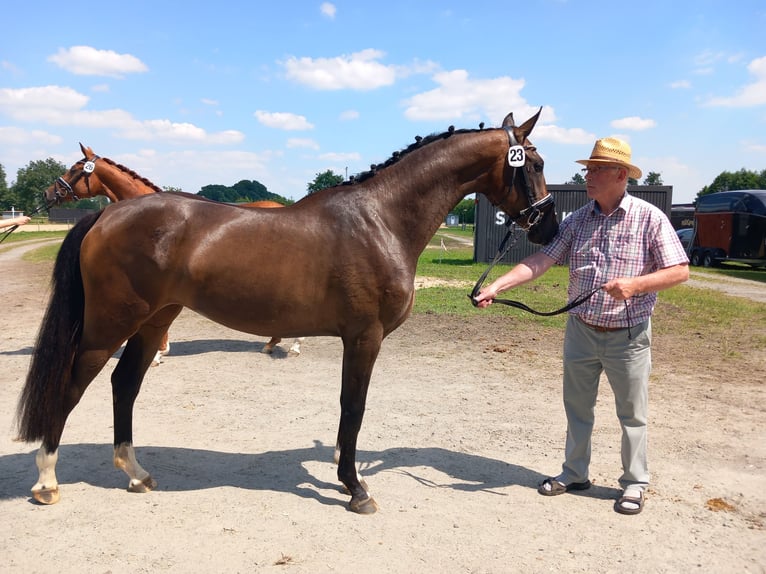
[474, 137, 689, 515]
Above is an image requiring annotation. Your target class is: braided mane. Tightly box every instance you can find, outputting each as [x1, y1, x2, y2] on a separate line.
[344, 123, 486, 186]
[102, 156, 164, 193]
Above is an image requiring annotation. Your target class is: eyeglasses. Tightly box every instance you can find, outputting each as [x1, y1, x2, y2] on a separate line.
[581, 166, 621, 175]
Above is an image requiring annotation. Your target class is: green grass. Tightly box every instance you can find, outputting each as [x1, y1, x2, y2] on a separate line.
[690, 263, 766, 284]
[9, 229, 766, 347]
[417, 231, 766, 352]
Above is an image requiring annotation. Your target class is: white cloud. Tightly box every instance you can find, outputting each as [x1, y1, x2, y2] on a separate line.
[0, 86, 243, 144]
[0, 126, 62, 145]
[2, 60, 20, 74]
[119, 120, 244, 144]
[318, 151, 361, 162]
[287, 138, 320, 150]
[610, 116, 657, 131]
[254, 110, 314, 130]
[284, 49, 397, 91]
[703, 55, 766, 108]
[0, 85, 94, 125]
[201, 98, 219, 106]
[403, 69, 530, 123]
[534, 125, 595, 145]
[339, 109, 359, 121]
[320, 2, 336, 19]
[48, 46, 148, 77]
[670, 80, 691, 89]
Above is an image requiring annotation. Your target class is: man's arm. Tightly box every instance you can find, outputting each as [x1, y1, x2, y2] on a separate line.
[473, 251, 557, 308]
[602, 263, 689, 301]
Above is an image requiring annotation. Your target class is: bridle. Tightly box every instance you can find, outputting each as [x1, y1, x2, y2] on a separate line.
[500, 125, 554, 232]
[52, 156, 100, 201]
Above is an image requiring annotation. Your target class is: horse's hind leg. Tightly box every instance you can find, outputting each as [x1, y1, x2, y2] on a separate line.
[263, 336, 282, 354]
[112, 307, 181, 493]
[151, 330, 171, 366]
[31, 347, 114, 505]
[288, 337, 304, 356]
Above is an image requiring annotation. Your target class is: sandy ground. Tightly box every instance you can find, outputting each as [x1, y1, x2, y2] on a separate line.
[1, 238, 765, 574]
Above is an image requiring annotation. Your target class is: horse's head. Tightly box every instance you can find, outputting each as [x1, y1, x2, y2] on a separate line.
[486, 109, 558, 245]
[45, 143, 109, 204]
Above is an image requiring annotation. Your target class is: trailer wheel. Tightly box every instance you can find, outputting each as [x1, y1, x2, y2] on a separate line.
[703, 251, 717, 267]
[690, 249, 703, 266]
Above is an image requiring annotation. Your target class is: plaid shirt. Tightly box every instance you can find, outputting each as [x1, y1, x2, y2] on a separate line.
[542, 193, 689, 328]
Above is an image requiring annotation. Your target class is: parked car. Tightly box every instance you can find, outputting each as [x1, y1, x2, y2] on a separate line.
[676, 227, 694, 250]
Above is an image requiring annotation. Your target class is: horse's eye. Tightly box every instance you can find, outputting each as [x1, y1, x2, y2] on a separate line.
[534, 162, 544, 173]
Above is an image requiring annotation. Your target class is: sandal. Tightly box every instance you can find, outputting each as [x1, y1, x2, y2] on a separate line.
[614, 490, 644, 515]
[537, 477, 592, 496]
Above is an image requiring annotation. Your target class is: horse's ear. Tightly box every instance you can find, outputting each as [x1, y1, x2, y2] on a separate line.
[501, 112, 516, 128]
[79, 142, 87, 156]
[79, 142, 95, 159]
[516, 107, 543, 139]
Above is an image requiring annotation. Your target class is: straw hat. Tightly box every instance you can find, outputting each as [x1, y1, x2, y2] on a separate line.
[576, 137, 642, 179]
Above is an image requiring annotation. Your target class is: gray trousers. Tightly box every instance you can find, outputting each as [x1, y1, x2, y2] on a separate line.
[558, 315, 652, 490]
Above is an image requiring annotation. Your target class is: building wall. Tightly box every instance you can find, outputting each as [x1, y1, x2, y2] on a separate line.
[474, 185, 673, 264]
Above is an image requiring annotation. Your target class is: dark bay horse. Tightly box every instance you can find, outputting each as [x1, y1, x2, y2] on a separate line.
[19, 110, 558, 513]
[46, 147, 302, 361]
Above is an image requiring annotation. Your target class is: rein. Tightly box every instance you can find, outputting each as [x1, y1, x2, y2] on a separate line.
[467, 227, 602, 315]
[0, 200, 56, 244]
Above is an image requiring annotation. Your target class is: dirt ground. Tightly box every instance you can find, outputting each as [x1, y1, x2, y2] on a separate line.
[1, 238, 764, 574]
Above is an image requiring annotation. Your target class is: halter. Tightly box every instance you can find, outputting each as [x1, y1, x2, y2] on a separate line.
[53, 155, 100, 201]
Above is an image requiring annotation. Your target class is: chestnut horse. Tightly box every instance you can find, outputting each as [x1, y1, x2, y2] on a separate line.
[46, 146, 303, 362]
[19, 110, 557, 513]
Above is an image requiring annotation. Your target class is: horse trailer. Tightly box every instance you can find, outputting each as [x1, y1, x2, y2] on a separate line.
[688, 190, 766, 268]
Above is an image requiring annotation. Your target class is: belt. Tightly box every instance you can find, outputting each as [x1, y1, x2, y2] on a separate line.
[576, 316, 626, 332]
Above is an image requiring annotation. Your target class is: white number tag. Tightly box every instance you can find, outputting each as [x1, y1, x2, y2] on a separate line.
[83, 161, 96, 173]
[507, 145, 526, 167]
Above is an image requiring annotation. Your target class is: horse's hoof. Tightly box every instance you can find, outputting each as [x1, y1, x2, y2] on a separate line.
[262, 347, 274, 355]
[127, 475, 157, 493]
[32, 487, 60, 505]
[349, 495, 378, 514]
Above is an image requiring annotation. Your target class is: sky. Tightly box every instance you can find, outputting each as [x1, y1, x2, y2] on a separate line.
[1, 1, 765, 204]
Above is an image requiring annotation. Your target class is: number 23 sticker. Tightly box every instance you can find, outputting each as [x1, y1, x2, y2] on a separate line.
[507, 145, 525, 167]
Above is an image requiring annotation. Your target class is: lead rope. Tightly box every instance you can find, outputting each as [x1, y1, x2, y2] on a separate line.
[468, 224, 602, 317]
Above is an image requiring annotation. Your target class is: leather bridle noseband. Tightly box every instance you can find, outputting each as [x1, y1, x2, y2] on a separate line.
[52, 156, 100, 201]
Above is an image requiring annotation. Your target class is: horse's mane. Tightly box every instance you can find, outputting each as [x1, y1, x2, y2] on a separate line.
[343, 122, 487, 186]
[102, 156, 164, 193]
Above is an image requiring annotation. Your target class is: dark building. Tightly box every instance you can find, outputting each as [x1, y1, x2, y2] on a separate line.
[474, 185, 673, 264]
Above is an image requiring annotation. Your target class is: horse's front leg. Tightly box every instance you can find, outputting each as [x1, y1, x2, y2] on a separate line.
[337, 331, 382, 514]
[111, 322, 173, 494]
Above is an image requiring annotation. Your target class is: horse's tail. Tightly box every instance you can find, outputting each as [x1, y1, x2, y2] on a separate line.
[17, 210, 104, 443]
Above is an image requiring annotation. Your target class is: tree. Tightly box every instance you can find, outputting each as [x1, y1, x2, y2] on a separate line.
[307, 170, 343, 195]
[698, 168, 766, 199]
[0, 163, 8, 202]
[8, 158, 67, 214]
[197, 179, 285, 203]
[451, 198, 476, 224]
[567, 172, 585, 185]
[643, 171, 663, 185]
